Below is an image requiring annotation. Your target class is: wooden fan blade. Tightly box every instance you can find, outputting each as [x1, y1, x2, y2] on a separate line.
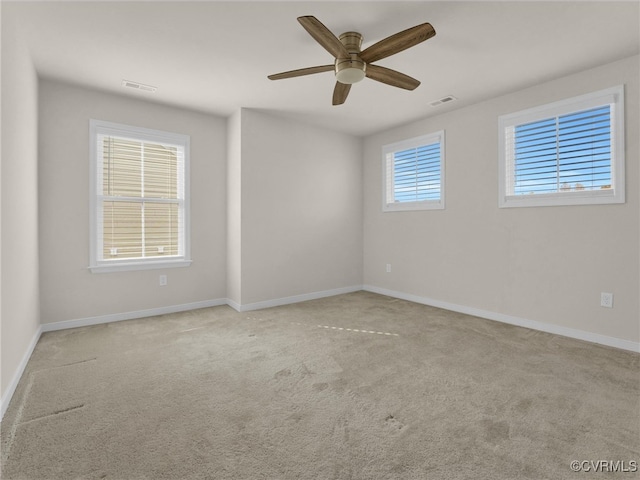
[333, 82, 351, 105]
[365, 64, 420, 90]
[268, 65, 334, 80]
[298, 16, 350, 59]
[360, 23, 435, 64]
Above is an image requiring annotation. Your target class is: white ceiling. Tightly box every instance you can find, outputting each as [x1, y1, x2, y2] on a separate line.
[6, 1, 639, 136]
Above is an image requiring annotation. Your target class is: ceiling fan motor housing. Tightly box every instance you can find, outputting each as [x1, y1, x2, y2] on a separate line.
[335, 31, 366, 84]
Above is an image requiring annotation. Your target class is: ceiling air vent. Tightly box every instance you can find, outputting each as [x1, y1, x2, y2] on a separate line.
[430, 95, 457, 107]
[121, 80, 157, 93]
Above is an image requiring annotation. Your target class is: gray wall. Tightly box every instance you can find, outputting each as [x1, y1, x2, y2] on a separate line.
[38, 80, 228, 324]
[1, 12, 41, 397]
[233, 109, 363, 306]
[37, 83, 364, 322]
[363, 55, 639, 345]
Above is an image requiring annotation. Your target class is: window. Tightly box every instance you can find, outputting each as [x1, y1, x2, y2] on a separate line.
[383, 131, 445, 211]
[498, 85, 624, 208]
[89, 120, 191, 272]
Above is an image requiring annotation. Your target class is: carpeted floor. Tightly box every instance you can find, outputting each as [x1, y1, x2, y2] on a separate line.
[1, 291, 638, 479]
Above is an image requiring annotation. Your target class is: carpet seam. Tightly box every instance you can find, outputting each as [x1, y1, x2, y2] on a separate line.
[18, 404, 86, 426]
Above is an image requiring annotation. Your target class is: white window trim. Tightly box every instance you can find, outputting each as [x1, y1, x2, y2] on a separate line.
[382, 131, 445, 212]
[498, 85, 625, 208]
[89, 119, 191, 273]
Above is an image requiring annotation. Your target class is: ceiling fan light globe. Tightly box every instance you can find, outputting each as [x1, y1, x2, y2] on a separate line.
[335, 57, 366, 84]
[336, 67, 366, 84]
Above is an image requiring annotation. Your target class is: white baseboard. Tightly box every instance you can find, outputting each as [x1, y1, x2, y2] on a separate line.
[1, 325, 42, 421]
[232, 285, 363, 312]
[363, 285, 640, 353]
[226, 298, 242, 312]
[41, 298, 228, 333]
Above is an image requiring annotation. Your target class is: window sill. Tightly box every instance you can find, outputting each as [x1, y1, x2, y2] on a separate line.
[499, 189, 624, 208]
[89, 259, 192, 274]
[383, 200, 444, 212]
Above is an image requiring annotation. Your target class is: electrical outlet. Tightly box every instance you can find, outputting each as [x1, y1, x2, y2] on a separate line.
[386, 264, 391, 273]
[600, 292, 613, 308]
[159, 275, 167, 286]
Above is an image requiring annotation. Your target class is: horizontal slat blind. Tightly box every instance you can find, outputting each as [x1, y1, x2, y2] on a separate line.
[99, 135, 183, 261]
[392, 142, 441, 202]
[511, 105, 611, 195]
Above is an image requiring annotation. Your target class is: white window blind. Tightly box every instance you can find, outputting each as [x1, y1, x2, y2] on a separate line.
[90, 120, 191, 272]
[509, 105, 611, 194]
[499, 85, 624, 208]
[383, 131, 445, 211]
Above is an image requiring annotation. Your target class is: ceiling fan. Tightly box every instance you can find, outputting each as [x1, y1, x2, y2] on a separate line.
[268, 16, 436, 105]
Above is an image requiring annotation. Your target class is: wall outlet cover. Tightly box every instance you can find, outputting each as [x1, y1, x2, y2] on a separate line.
[600, 292, 613, 308]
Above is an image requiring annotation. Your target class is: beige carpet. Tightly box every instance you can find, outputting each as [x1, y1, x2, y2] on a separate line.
[1, 291, 638, 479]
